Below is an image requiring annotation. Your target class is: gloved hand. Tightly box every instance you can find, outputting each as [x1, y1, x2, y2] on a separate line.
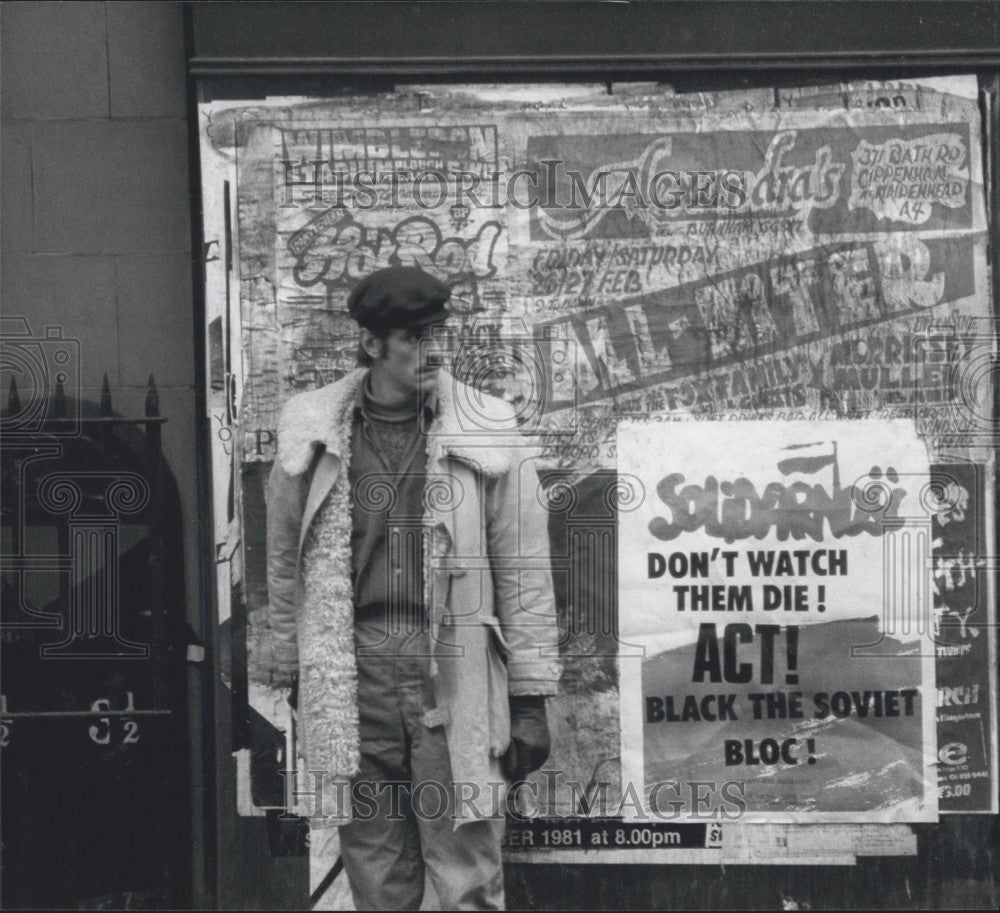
[501, 695, 551, 782]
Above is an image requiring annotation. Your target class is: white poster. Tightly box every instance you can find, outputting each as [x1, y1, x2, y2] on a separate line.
[618, 419, 939, 822]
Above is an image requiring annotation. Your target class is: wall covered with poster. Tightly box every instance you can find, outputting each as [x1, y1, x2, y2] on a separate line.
[197, 75, 996, 893]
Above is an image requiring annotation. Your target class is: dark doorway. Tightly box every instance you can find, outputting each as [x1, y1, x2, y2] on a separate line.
[1, 386, 192, 908]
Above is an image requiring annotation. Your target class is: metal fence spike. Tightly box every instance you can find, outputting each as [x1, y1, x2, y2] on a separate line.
[100, 374, 113, 416]
[6, 376, 21, 415]
[53, 378, 67, 418]
[145, 375, 160, 417]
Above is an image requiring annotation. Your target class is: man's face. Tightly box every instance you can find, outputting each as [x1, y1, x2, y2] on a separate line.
[369, 321, 451, 396]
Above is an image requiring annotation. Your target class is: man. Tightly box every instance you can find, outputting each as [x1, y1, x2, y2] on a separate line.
[264, 266, 561, 910]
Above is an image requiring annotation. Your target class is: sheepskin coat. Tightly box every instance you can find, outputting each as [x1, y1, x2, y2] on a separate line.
[264, 367, 561, 823]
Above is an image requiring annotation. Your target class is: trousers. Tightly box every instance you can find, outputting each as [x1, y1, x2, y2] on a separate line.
[338, 615, 506, 911]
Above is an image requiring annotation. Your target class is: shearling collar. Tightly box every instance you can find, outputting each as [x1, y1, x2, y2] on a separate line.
[276, 368, 523, 478]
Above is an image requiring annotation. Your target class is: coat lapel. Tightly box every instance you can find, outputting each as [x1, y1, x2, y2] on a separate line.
[298, 451, 342, 556]
[282, 368, 521, 561]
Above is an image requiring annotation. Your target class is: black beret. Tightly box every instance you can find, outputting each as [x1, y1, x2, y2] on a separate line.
[347, 266, 451, 332]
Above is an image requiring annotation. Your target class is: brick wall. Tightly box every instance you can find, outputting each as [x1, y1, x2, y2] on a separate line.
[1, 2, 208, 905]
[1, 7, 310, 908]
[1, 2, 197, 638]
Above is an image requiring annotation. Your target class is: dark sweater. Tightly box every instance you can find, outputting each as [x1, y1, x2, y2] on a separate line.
[347, 372, 431, 628]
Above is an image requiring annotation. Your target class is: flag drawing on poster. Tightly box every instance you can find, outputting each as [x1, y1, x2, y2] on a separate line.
[618, 419, 939, 822]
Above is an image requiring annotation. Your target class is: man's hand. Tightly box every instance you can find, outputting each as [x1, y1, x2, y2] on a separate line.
[502, 695, 550, 782]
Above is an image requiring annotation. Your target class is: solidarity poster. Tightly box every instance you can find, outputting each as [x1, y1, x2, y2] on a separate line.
[617, 419, 939, 822]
